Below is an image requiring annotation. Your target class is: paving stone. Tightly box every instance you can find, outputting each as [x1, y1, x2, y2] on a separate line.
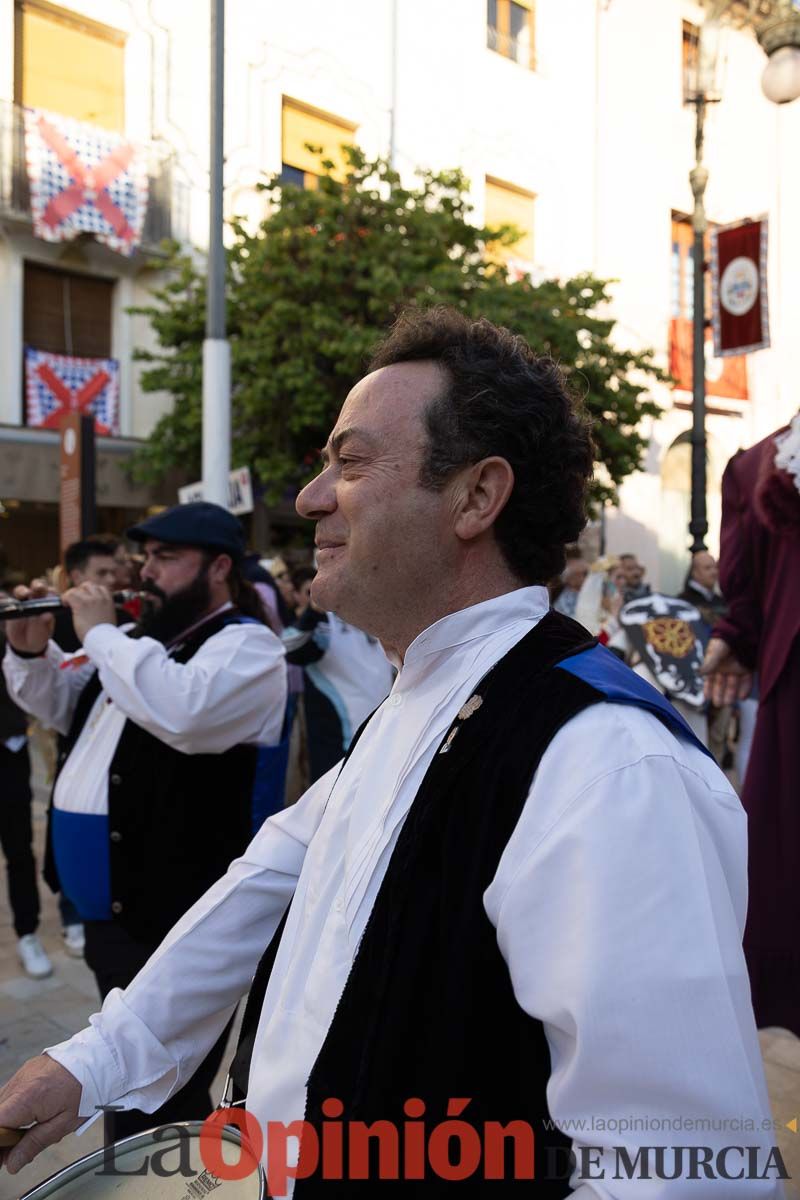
[0, 975, 64, 1003]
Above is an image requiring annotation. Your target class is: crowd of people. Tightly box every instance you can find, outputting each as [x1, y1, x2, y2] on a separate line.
[0, 528, 393, 996]
[548, 545, 752, 766]
[0, 305, 795, 1195]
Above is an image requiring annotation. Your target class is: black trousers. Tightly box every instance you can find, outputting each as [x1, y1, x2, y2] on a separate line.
[0, 745, 40, 938]
[84, 919, 233, 1143]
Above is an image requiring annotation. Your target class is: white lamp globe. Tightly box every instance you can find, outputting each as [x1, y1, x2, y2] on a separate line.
[761, 44, 800, 104]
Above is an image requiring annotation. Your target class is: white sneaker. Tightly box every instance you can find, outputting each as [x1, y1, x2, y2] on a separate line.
[62, 923, 85, 958]
[18, 934, 53, 979]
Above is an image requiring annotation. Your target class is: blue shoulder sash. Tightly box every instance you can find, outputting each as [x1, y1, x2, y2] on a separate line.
[556, 643, 713, 759]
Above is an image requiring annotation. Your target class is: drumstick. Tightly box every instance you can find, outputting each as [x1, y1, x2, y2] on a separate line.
[0, 1126, 23, 1149]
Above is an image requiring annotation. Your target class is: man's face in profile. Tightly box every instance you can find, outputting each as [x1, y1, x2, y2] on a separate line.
[295, 361, 456, 637]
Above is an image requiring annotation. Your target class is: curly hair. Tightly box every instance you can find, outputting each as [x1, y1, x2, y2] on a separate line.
[367, 306, 595, 584]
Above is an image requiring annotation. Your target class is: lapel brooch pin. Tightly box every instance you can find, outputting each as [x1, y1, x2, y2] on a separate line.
[440, 694, 484, 754]
[457, 694, 483, 721]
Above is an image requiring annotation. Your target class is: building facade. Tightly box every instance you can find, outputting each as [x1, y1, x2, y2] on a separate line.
[0, 0, 797, 581]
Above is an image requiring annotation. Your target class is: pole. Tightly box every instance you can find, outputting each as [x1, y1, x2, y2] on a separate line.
[689, 96, 708, 555]
[59, 413, 96, 561]
[388, 0, 399, 168]
[203, 0, 231, 508]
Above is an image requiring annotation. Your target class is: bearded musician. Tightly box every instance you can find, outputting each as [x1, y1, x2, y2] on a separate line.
[2, 502, 286, 1138]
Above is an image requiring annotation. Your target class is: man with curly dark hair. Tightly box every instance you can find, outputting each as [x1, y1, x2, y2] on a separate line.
[0, 308, 779, 1196]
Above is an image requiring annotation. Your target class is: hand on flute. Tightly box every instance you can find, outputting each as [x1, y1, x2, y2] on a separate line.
[62, 582, 117, 645]
[4, 584, 55, 656]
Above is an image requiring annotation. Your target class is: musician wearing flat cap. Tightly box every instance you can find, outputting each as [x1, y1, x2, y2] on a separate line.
[0, 309, 782, 1195]
[1, 501, 286, 1140]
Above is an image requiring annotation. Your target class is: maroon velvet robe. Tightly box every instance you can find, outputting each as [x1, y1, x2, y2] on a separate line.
[713, 424, 800, 1034]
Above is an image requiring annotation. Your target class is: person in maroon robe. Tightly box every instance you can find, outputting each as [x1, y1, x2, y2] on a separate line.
[703, 413, 800, 1034]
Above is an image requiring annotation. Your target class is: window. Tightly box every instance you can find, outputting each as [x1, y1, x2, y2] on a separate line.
[484, 176, 535, 267]
[670, 216, 695, 322]
[23, 262, 113, 360]
[281, 97, 358, 188]
[670, 241, 682, 318]
[668, 214, 747, 401]
[682, 20, 700, 104]
[487, 0, 535, 70]
[14, 0, 125, 131]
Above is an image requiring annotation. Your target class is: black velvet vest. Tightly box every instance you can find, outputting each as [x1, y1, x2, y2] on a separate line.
[44, 609, 257, 945]
[232, 610, 632, 1195]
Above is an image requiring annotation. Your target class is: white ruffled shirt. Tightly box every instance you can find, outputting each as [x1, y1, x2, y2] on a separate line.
[42, 588, 779, 1197]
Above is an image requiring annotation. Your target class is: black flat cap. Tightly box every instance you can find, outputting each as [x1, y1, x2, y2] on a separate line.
[127, 501, 245, 561]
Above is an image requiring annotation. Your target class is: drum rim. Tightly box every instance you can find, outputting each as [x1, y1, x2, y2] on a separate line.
[18, 1118, 265, 1198]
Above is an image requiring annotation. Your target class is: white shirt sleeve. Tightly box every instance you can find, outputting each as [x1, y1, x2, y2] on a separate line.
[2, 641, 96, 735]
[45, 764, 340, 1117]
[485, 704, 781, 1198]
[81, 622, 287, 752]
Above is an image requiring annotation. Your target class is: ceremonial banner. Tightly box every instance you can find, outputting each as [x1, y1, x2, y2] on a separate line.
[619, 594, 707, 709]
[710, 218, 770, 357]
[25, 348, 120, 436]
[23, 108, 148, 256]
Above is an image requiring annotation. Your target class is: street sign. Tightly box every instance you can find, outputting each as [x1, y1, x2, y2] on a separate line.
[178, 466, 254, 515]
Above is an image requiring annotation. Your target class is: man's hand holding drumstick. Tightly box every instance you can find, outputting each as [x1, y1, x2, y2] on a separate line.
[0, 1056, 81, 1174]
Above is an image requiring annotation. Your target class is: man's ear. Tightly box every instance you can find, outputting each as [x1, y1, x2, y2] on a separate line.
[452, 457, 515, 543]
[209, 553, 233, 584]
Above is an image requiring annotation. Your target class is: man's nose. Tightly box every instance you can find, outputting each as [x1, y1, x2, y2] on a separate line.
[297, 469, 336, 520]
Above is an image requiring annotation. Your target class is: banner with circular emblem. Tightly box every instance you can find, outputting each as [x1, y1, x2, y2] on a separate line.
[710, 216, 770, 357]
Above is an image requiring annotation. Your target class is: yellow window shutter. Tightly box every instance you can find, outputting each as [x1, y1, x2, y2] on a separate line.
[16, 0, 125, 132]
[282, 97, 358, 182]
[484, 176, 535, 263]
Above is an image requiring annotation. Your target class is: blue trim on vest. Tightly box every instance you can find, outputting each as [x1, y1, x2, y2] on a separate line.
[51, 809, 112, 920]
[556, 644, 713, 759]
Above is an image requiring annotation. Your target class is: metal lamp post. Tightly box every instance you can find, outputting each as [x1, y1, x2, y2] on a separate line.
[686, 21, 722, 554]
[202, 0, 231, 508]
[686, 0, 800, 554]
[688, 96, 710, 555]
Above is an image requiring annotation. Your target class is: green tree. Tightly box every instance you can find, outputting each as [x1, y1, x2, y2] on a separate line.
[131, 150, 662, 509]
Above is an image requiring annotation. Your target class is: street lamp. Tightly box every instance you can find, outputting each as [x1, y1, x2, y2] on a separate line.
[685, 19, 723, 554]
[757, 1, 800, 101]
[685, 0, 800, 554]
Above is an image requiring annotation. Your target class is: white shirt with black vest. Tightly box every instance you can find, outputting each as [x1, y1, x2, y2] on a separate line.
[34, 588, 778, 1197]
[3, 605, 287, 919]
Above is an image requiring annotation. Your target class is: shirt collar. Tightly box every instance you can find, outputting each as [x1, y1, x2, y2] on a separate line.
[687, 579, 713, 602]
[400, 586, 550, 669]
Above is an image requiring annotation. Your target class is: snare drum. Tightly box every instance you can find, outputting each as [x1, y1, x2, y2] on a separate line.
[19, 1120, 265, 1199]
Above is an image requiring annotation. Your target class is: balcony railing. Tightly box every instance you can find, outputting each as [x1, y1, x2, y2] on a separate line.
[0, 100, 188, 252]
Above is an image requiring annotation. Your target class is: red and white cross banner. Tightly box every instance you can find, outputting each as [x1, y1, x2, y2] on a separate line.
[23, 108, 148, 256]
[710, 218, 770, 358]
[25, 348, 120, 436]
